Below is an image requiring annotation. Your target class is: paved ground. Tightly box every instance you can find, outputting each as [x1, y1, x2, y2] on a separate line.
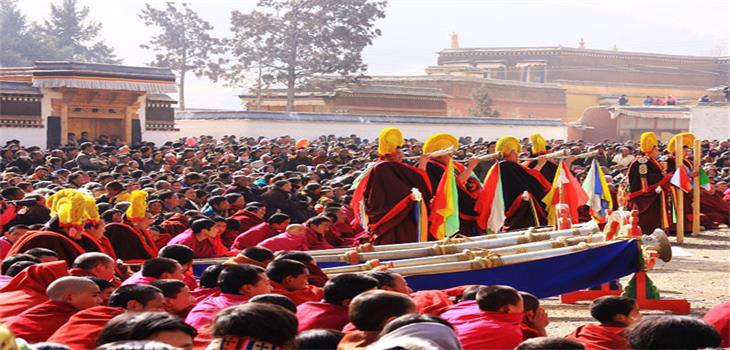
[542, 228, 730, 336]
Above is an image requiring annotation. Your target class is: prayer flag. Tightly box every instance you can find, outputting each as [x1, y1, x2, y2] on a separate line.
[475, 164, 506, 234]
[542, 160, 589, 226]
[670, 165, 692, 193]
[581, 159, 614, 222]
[699, 168, 711, 190]
[429, 159, 460, 239]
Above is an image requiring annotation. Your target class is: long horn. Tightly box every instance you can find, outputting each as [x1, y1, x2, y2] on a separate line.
[323, 232, 605, 275]
[316, 222, 600, 263]
[642, 228, 672, 262]
[573, 150, 600, 160]
[520, 149, 569, 161]
[403, 146, 456, 160]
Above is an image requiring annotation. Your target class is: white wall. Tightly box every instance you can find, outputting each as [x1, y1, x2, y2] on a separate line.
[690, 104, 730, 140]
[175, 118, 567, 141]
[143, 130, 179, 145]
[2, 127, 46, 147]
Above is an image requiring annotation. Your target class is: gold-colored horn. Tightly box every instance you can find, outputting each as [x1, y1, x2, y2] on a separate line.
[642, 228, 672, 262]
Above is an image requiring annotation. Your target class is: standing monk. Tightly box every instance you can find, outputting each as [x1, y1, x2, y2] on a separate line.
[626, 132, 671, 235]
[352, 128, 433, 244]
[420, 133, 482, 236]
[475, 136, 551, 232]
[526, 133, 559, 183]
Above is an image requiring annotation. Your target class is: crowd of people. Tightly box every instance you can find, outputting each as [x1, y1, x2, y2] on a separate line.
[0, 130, 729, 350]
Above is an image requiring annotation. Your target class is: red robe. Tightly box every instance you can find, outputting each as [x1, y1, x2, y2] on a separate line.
[337, 331, 380, 350]
[270, 281, 324, 305]
[232, 222, 279, 250]
[703, 300, 730, 348]
[305, 228, 335, 250]
[566, 323, 631, 350]
[296, 301, 349, 332]
[0, 261, 69, 323]
[104, 222, 159, 262]
[6, 300, 79, 343]
[228, 210, 265, 246]
[627, 157, 671, 235]
[257, 231, 307, 252]
[159, 213, 190, 237]
[166, 228, 235, 258]
[185, 292, 251, 330]
[191, 287, 220, 303]
[7, 230, 101, 266]
[700, 189, 730, 227]
[410, 289, 454, 315]
[305, 261, 329, 288]
[48, 306, 125, 350]
[440, 300, 523, 350]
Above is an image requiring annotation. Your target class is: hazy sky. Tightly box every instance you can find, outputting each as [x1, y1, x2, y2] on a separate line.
[16, 0, 730, 109]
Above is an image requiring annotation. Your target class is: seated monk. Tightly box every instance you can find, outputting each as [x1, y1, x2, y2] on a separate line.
[520, 292, 549, 340]
[323, 210, 358, 247]
[566, 296, 638, 350]
[0, 225, 29, 261]
[6, 276, 101, 343]
[367, 270, 460, 316]
[297, 273, 379, 332]
[258, 223, 308, 252]
[338, 291, 417, 350]
[105, 190, 159, 262]
[226, 204, 266, 247]
[48, 284, 165, 350]
[151, 279, 195, 319]
[69, 252, 119, 286]
[224, 246, 275, 269]
[440, 285, 524, 350]
[191, 264, 226, 302]
[277, 251, 329, 288]
[231, 213, 290, 250]
[158, 212, 190, 237]
[700, 185, 730, 228]
[0, 254, 40, 288]
[185, 264, 272, 330]
[166, 218, 235, 258]
[122, 257, 184, 286]
[304, 216, 336, 250]
[704, 300, 730, 348]
[202, 302, 298, 350]
[159, 244, 198, 291]
[266, 258, 323, 305]
[0, 260, 69, 323]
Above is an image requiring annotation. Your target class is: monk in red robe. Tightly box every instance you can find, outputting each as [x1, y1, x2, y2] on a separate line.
[420, 133, 482, 236]
[305, 216, 336, 250]
[566, 295, 638, 350]
[166, 219, 235, 258]
[352, 128, 432, 244]
[338, 291, 417, 350]
[0, 260, 69, 323]
[159, 212, 189, 237]
[297, 273, 378, 332]
[526, 133, 559, 184]
[6, 276, 101, 343]
[627, 132, 671, 235]
[48, 284, 165, 350]
[704, 300, 730, 348]
[257, 224, 307, 252]
[475, 136, 551, 232]
[227, 205, 266, 247]
[231, 213, 290, 250]
[267, 258, 323, 306]
[104, 190, 159, 262]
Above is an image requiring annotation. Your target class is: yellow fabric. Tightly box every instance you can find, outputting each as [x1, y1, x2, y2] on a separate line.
[126, 190, 148, 220]
[84, 195, 101, 223]
[530, 133, 547, 155]
[423, 133, 459, 155]
[640, 132, 658, 153]
[378, 128, 404, 156]
[496, 136, 521, 155]
[667, 132, 695, 154]
[46, 189, 90, 226]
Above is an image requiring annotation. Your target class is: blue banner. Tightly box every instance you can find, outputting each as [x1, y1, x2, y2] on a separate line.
[405, 240, 640, 298]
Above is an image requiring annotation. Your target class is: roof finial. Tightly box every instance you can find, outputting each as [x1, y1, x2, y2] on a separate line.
[579, 38, 585, 49]
[451, 32, 460, 49]
[612, 44, 619, 51]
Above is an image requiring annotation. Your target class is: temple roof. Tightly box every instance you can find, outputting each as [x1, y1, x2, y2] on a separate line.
[439, 46, 728, 62]
[24, 61, 177, 93]
[0, 81, 41, 95]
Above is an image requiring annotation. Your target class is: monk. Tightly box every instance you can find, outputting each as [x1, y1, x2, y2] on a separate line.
[69, 252, 117, 283]
[338, 291, 417, 350]
[440, 285, 524, 350]
[267, 258, 323, 305]
[158, 212, 189, 237]
[0, 260, 69, 323]
[231, 213, 290, 250]
[105, 190, 159, 261]
[297, 273, 378, 332]
[703, 300, 730, 348]
[0, 225, 28, 260]
[159, 244, 198, 291]
[48, 284, 165, 350]
[475, 136, 551, 232]
[6, 276, 101, 343]
[525, 133, 559, 183]
[519, 292, 549, 340]
[276, 251, 329, 288]
[121, 257, 184, 286]
[420, 133, 482, 236]
[166, 218, 234, 258]
[151, 279, 196, 319]
[304, 216, 336, 250]
[663, 132, 707, 231]
[352, 127, 433, 244]
[627, 132, 671, 235]
[566, 296, 638, 350]
[226, 204, 266, 246]
[257, 223, 307, 252]
[185, 264, 272, 330]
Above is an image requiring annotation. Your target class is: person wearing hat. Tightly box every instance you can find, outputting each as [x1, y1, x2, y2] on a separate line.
[420, 133, 482, 236]
[104, 190, 159, 262]
[352, 128, 433, 244]
[626, 132, 671, 235]
[475, 136, 552, 232]
[525, 133, 560, 183]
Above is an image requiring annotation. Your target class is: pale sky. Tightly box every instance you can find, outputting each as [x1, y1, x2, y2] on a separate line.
[16, 0, 730, 109]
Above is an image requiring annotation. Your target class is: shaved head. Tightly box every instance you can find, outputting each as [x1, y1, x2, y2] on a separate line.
[73, 252, 115, 269]
[47, 276, 99, 301]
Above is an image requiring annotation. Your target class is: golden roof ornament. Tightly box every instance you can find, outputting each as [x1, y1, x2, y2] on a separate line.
[579, 38, 586, 49]
[451, 32, 460, 49]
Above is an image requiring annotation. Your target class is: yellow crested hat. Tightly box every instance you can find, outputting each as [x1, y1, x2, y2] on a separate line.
[667, 132, 695, 154]
[640, 132, 658, 153]
[378, 127, 404, 156]
[530, 133, 547, 155]
[496, 136, 521, 155]
[84, 195, 101, 225]
[47, 189, 88, 227]
[126, 190, 148, 222]
[423, 133, 459, 155]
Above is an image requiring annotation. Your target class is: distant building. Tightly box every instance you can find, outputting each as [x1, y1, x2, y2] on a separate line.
[0, 61, 177, 147]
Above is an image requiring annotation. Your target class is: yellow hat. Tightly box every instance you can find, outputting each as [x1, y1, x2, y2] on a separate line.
[640, 132, 658, 153]
[423, 133, 459, 155]
[378, 128, 404, 156]
[126, 190, 148, 222]
[530, 133, 547, 155]
[84, 195, 101, 225]
[49, 190, 87, 227]
[667, 132, 695, 154]
[496, 136, 521, 155]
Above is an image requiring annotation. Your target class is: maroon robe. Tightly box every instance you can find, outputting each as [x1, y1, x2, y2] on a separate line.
[6, 300, 80, 343]
[296, 301, 349, 332]
[48, 306, 125, 350]
[627, 157, 670, 235]
[104, 222, 159, 262]
[527, 158, 559, 184]
[7, 230, 101, 266]
[231, 222, 278, 250]
[566, 323, 631, 350]
[159, 213, 189, 237]
[0, 261, 69, 323]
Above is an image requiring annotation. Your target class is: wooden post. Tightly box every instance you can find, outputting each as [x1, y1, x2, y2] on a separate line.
[60, 103, 69, 146]
[675, 139, 684, 243]
[692, 139, 701, 235]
